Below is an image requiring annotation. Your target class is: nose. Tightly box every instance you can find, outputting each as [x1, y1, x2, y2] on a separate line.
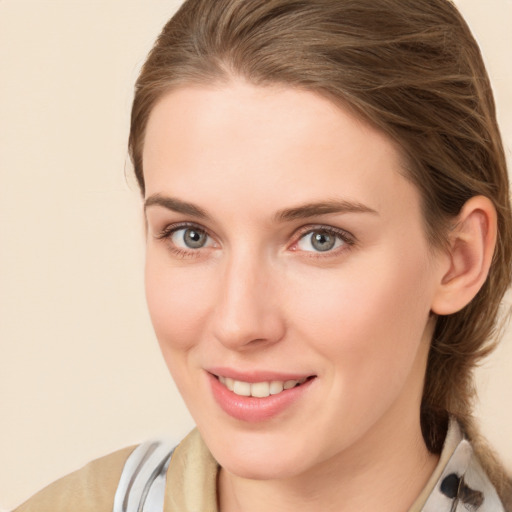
[211, 251, 286, 350]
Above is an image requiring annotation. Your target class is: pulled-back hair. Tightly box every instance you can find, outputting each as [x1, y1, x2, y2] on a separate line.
[129, 0, 512, 500]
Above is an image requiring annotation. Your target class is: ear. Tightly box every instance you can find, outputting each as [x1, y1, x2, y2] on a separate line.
[431, 195, 497, 315]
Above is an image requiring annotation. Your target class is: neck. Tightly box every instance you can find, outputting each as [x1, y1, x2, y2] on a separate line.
[218, 410, 438, 512]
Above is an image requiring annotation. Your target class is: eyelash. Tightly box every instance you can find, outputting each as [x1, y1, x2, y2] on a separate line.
[156, 222, 213, 259]
[290, 225, 356, 258]
[155, 222, 356, 259]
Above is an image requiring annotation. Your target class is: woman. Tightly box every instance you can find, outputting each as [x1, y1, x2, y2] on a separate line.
[16, 0, 512, 510]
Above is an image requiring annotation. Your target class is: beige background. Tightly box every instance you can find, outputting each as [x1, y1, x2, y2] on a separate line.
[1, 0, 511, 509]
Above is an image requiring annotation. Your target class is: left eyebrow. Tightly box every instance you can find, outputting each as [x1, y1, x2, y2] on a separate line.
[144, 194, 210, 219]
[274, 200, 379, 222]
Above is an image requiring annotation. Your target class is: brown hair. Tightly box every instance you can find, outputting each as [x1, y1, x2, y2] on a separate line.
[129, 0, 512, 501]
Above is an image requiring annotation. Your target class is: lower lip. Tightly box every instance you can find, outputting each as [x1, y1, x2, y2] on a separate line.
[208, 373, 315, 423]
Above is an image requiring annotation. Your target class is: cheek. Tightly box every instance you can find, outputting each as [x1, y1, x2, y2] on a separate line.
[144, 251, 213, 352]
[287, 248, 434, 381]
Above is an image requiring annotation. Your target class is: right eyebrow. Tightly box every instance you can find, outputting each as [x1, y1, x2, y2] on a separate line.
[274, 199, 378, 222]
[144, 194, 209, 219]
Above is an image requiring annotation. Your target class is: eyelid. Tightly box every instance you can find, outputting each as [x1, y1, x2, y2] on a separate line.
[155, 221, 211, 240]
[154, 221, 219, 258]
[289, 224, 356, 253]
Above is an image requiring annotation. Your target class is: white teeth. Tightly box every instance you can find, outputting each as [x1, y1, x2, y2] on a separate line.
[225, 377, 234, 391]
[269, 381, 284, 395]
[251, 381, 270, 398]
[233, 380, 251, 396]
[219, 376, 309, 397]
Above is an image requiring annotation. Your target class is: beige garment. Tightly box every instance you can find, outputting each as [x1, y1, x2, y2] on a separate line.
[164, 429, 219, 512]
[13, 431, 217, 512]
[14, 445, 136, 512]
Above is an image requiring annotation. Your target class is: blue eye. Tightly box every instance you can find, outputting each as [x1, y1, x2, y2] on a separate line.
[297, 229, 346, 252]
[170, 227, 210, 249]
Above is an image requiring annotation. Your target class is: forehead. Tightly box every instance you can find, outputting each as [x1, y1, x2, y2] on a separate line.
[142, 81, 419, 221]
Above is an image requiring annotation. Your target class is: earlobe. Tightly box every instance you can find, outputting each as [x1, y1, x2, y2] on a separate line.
[431, 196, 497, 316]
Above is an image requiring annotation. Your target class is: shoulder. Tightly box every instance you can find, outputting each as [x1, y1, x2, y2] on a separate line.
[14, 431, 218, 512]
[14, 445, 136, 512]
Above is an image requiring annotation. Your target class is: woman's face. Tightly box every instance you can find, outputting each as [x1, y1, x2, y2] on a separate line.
[143, 81, 444, 480]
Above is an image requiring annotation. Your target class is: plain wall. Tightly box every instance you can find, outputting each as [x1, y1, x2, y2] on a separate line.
[1, 0, 511, 509]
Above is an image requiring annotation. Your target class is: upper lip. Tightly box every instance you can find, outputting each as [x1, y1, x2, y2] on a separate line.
[207, 367, 316, 383]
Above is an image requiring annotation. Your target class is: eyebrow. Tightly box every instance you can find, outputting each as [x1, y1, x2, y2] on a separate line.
[274, 200, 378, 222]
[144, 194, 378, 222]
[144, 194, 209, 219]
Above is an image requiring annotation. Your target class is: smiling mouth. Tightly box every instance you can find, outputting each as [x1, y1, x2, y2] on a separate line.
[215, 375, 315, 398]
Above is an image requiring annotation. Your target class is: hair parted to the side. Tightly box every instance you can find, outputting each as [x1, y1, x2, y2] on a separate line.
[129, 0, 512, 501]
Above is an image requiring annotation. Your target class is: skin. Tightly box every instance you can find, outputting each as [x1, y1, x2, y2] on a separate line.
[142, 81, 454, 512]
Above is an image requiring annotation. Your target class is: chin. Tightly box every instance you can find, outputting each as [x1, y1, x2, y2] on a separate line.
[220, 452, 306, 481]
[204, 429, 318, 481]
